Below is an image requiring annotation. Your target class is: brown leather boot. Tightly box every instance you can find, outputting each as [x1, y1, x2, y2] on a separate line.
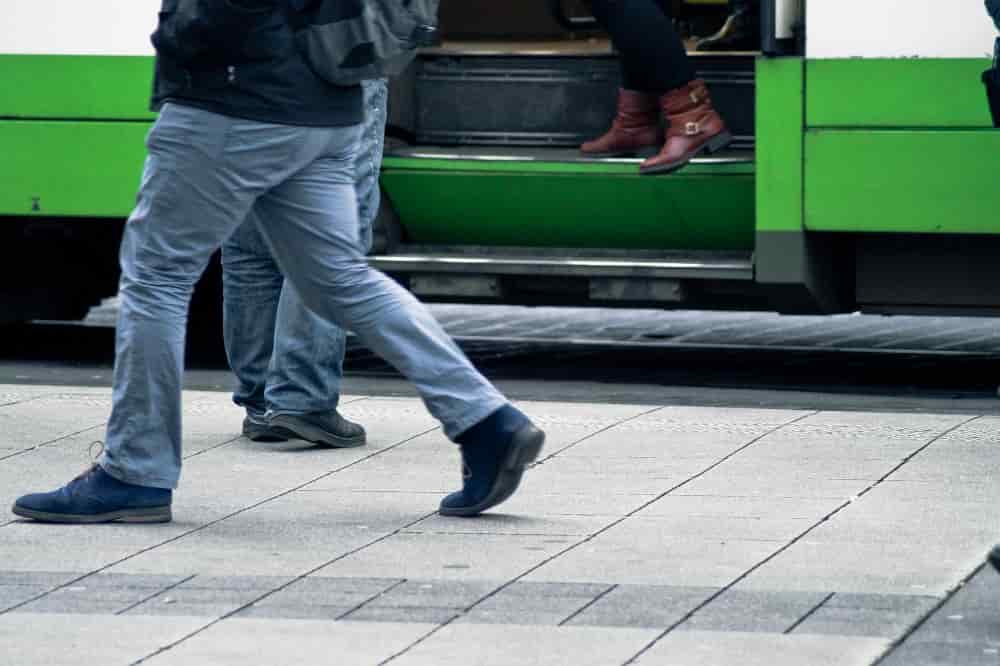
[581, 89, 663, 157]
[640, 80, 732, 176]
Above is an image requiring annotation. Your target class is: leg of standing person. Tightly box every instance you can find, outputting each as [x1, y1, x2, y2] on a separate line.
[695, 0, 761, 52]
[581, 0, 732, 174]
[12, 102, 542, 523]
[220, 78, 388, 447]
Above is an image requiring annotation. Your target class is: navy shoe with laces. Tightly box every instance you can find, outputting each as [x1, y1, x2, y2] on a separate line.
[439, 405, 545, 517]
[12, 464, 172, 524]
[990, 544, 1000, 574]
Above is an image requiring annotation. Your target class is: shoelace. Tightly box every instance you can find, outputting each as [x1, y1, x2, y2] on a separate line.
[68, 441, 106, 485]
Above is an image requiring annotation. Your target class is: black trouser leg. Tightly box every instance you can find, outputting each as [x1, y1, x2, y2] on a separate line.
[588, 0, 696, 94]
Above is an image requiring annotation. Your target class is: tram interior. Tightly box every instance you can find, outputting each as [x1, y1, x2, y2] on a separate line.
[386, 0, 761, 158]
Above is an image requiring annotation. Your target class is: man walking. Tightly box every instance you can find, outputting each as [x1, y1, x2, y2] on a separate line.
[223, 78, 388, 448]
[12, 1, 544, 523]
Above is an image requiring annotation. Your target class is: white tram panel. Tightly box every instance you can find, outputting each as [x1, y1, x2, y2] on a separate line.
[808, 0, 998, 59]
[2, 0, 158, 56]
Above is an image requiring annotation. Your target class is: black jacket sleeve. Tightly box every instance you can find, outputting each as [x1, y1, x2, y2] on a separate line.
[988, 0, 1000, 29]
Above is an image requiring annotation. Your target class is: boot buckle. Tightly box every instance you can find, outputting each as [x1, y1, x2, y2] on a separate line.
[684, 122, 701, 136]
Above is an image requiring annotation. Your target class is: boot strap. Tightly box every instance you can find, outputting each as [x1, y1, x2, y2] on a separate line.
[668, 111, 712, 137]
[661, 81, 711, 114]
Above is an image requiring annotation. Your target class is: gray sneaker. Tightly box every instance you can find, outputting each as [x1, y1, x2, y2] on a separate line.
[242, 413, 288, 443]
[268, 411, 367, 448]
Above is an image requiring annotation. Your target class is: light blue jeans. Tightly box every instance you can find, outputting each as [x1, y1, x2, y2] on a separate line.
[221, 79, 389, 419]
[100, 100, 507, 489]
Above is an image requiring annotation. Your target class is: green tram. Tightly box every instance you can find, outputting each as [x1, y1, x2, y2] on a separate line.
[2, 1, 999, 334]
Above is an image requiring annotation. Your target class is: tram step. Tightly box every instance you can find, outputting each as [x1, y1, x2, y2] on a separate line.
[379, 146, 756, 253]
[371, 246, 753, 280]
[389, 53, 755, 149]
[369, 246, 754, 305]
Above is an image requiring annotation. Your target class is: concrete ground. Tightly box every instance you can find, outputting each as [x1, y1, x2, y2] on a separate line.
[1, 384, 998, 665]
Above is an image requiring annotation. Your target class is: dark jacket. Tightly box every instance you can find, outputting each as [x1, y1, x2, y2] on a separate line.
[989, 0, 1000, 30]
[150, 0, 361, 127]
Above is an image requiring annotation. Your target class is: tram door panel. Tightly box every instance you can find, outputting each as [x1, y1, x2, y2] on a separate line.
[775, 0, 803, 39]
[762, 0, 805, 53]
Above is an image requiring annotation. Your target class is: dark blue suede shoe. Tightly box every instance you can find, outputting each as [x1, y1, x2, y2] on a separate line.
[12, 464, 172, 524]
[990, 544, 1000, 574]
[439, 405, 545, 517]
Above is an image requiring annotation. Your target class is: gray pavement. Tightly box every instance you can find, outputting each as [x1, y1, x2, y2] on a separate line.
[1, 385, 998, 664]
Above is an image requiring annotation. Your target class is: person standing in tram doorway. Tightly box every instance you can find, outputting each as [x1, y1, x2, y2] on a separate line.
[221, 78, 388, 448]
[580, 0, 733, 175]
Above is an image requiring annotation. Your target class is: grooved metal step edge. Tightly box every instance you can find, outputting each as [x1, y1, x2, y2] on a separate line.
[368, 252, 754, 280]
[384, 145, 754, 166]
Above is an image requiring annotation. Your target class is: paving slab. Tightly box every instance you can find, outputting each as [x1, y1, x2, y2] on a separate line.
[879, 566, 1000, 665]
[0, 584, 52, 611]
[14, 573, 190, 615]
[512, 400, 660, 453]
[236, 576, 400, 621]
[736, 539, 991, 596]
[0, 388, 62, 405]
[390, 624, 660, 666]
[458, 581, 611, 626]
[632, 631, 890, 666]
[636, 494, 846, 520]
[563, 584, 717, 628]
[0, 394, 110, 449]
[676, 472, 872, 501]
[525, 521, 782, 586]
[103, 497, 392, 576]
[792, 592, 940, 638]
[0, 613, 207, 665]
[874, 478, 1000, 503]
[615, 514, 813, 543]
[148, 618, 437, 665]
[117, 575, 295, 618]
[313, 531, 576, 581]
[358, 578, 498, 610]
[879, 641, 1000, 666]
[555, 412, 795, 461]
[793, 411, 970, 431]
[678, 589, 831, 633]
[525, 454, 718, 495]
[409, 512, 613, 537]
[489, 489, 658, 518]
[0, 520, 192, 573]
